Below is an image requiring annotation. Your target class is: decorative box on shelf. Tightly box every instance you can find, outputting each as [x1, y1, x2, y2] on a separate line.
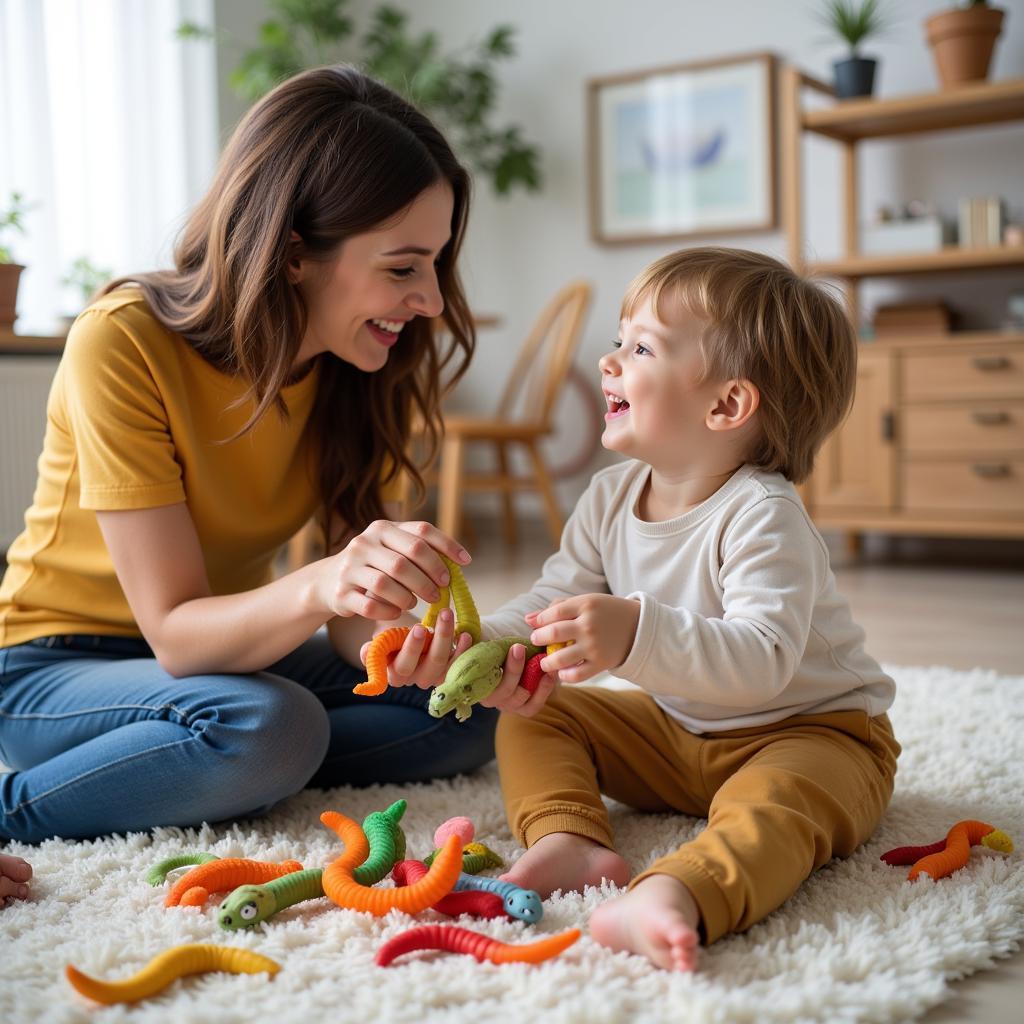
[860, 216, 949, 255]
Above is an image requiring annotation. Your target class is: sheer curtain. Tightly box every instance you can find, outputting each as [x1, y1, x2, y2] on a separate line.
[0, 0, 218, 334]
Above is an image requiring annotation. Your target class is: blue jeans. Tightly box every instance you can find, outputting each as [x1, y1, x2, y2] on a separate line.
[0, 632, 496, 843]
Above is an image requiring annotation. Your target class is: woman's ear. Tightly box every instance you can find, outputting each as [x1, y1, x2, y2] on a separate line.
[286, 230, 305, 284]
[706, 379, 759, 432]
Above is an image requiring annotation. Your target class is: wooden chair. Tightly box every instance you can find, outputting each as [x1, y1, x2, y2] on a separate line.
[432, 279, 593, 547]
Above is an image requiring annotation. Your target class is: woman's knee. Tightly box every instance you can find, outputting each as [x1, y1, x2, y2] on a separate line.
[218, 674, 330, 797]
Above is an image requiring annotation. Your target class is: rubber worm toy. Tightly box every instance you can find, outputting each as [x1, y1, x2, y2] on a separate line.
[164, 857, 303, 908]
[218, 800, 408, 930]
[66, 944, 280, 1005]
[452, 872, 544, 924]
[391, 860, 508, 920]
[320, 810, 463, 916]
[147, 852, 218, 886]
[880, 819, 1013, 881]
[354, 554, 481, 696]
[423, 841, 504, 874]
[376, 925, 581, 967]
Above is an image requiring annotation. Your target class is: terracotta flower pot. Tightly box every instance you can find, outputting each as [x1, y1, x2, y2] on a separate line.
[925, 5, 1005, 88]
[0, 262, 25, 332]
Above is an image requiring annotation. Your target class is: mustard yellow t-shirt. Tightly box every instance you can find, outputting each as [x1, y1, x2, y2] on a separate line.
[0, 288, 325, 646]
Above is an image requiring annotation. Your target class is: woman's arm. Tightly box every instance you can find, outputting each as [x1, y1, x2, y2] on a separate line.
[96, 502, 464, 678]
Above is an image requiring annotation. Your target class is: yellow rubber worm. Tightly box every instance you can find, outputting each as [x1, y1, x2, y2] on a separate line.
[420, 555, 480, 643]
[65, 944, 280, 1005]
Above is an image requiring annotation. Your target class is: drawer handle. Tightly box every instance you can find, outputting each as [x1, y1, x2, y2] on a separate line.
[970, 410, 1010, 426]
[971, 355, 1011, 371]
[971, 463, 1012, 479]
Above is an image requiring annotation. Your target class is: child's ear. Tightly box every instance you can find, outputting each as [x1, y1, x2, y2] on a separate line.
[707, 379, 759, 432]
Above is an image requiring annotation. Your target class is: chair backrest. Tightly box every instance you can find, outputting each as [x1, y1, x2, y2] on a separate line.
[495, 280, 593, 431]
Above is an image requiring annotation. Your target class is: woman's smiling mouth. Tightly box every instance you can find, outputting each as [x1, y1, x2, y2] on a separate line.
[366, 318, 406, 347]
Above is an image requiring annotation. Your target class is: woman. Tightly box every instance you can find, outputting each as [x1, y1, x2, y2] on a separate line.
[0, 66, 494, 869]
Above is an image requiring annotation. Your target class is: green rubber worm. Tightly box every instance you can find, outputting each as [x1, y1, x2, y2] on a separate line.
[147, 852, 219, 886]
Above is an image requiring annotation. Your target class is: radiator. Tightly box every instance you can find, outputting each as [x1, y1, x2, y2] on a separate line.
[1, 356, 60, 552]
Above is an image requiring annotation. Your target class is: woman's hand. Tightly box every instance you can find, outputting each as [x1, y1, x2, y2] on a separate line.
[359, 608, 475, 690]
[320, 520, 471, 621]
[478, 643, 559, 718]
[525, 594, 641, 683]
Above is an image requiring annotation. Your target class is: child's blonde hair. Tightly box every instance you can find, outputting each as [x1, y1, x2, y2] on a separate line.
[621, 246, 857, 484]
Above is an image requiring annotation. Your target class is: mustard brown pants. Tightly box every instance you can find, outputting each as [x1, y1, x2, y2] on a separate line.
[495, 685, 900, 944]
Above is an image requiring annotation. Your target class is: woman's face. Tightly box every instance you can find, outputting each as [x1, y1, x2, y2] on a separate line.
[292, 181, 454, 372]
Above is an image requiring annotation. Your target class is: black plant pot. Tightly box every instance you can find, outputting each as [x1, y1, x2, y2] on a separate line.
[833, 56, 877, 99]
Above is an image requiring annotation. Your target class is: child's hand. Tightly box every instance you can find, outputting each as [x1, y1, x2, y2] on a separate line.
[479, 643, 558, 718]
[0, 853, 32, 907]
[359, 608, 474, 690]
[526, 594, 641, 683]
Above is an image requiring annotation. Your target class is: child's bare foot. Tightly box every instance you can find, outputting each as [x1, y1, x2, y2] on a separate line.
[0, 853, 32, 907]
[500, 832, 631, 898]
[589, 873, 700, 972]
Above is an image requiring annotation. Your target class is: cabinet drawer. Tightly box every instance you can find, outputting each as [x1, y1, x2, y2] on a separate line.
[902, 402, 1024, 455]
[903, 460, 1024, 516]
[902, 348, 1024, 402]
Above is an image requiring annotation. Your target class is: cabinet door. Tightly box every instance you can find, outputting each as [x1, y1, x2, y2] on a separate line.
[810, 349, 895, 512]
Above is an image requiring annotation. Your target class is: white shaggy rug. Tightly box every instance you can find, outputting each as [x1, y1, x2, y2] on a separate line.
[2, 664, 1022, 1024]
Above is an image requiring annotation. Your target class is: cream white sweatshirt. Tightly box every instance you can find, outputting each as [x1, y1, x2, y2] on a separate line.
[481, 461, 895, 734]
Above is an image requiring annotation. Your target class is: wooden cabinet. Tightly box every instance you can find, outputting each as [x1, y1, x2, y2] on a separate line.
[808, 333, 1024, 539]
[782, 70, 1024, 542]
[812, 349, 895, 513]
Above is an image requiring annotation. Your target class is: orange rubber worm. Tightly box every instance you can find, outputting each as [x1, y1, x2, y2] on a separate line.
[319, 810, 462, 916]
[164, 858, 303, 908]
[353, 626, 412, 696]
[391, 860, 508, 920]
[905, 819, 1013, 881]
[376, 924, 581, 967]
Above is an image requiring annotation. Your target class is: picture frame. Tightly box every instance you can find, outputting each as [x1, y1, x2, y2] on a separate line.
[587, 52, 777, 245]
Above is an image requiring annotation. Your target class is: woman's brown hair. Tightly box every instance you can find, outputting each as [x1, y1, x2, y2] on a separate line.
[102, 64, 474, 542]
[621, 247, 857, 484]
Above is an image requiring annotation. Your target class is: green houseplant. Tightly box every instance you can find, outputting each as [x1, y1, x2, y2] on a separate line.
[0, 191, 32, 333]
[821, 0, 888, 99]
[180, 0, 541, 195]
[60, 256, 113, 329]
[925, 1, 1006, 89]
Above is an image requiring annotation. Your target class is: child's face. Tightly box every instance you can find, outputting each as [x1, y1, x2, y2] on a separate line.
[292, 181, 453, 372]
[599, 293, 724, 469]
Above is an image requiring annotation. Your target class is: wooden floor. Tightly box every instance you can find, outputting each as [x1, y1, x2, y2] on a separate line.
[462, 516, 1024, 1023]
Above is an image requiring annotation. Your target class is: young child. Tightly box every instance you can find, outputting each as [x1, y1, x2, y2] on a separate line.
[477, 247, 900, 971]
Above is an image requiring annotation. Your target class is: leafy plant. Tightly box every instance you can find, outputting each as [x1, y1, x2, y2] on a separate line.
[62, 256, 113, 307]
[179, 0, 541, 195]
[820, 0, 888, 53]
[0, 192, 32, 264]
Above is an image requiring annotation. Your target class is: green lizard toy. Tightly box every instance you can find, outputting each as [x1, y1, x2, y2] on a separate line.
[428, 637, 543, 722]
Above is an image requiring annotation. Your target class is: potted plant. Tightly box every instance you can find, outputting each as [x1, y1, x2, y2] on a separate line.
[821, 0, 888, 99]
[179, 0, 541, 195]
[0, 192, 31, 333]
[60, 255, 113, 331]
[925, 1, 1006, 89]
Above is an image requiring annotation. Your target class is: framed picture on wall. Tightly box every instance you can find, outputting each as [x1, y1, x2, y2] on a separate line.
[587, 52, 777, 245]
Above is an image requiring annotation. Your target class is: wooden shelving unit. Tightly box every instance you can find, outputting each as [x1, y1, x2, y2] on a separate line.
[781, 69, 1024, 548]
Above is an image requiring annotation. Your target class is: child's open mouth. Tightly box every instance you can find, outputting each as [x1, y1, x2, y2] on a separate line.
[605, 394, 630, 420]
[367, 318, 405, 347]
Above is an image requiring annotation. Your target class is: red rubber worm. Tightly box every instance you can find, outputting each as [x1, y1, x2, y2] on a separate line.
[376, 924, 581, 966]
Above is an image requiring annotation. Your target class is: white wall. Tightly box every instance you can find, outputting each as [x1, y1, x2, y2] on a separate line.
[213, 0, 1024, 512]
